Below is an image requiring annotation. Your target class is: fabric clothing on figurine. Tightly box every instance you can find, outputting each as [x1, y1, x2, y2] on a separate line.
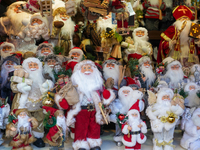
[0, 42, 16, 60]
[122, 109, 147, 150]
[66, 60, 115, 150]
[146, 88, 184, 150]
[157, 5, 200, 67]
[36, 41, 54, 58]
[6, 108, 38, 150]
[180, 108, 200, 150]
[189, 64, 200, 83]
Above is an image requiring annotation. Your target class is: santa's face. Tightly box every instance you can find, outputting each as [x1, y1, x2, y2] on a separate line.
[171, 65, 180, 70]
[58, 113, 64, 118]
[60, 12, 69, 21]
[162, 95, 170, 101]
[81, 64, 93, 75]
[189, 85, 196, 91]
[136, 30, 145, 37]
[31, 18, 43, 26]
[106, 63, 115, 69]
[71, 52, 81, 60]
[122, 90, 130, 96]
[28, 62, 39, 71]
[143, 61, 150, 68]
[5, 60, 14, 68]
[41, 47, 52, 56]
[19, 112, 27, 118]
[2, 46, 12, 53]
[131, 113, 138, 118]
[47, 59, 56, 68]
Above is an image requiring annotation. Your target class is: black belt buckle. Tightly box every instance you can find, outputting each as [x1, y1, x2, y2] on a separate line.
[87, 103, 95, 111]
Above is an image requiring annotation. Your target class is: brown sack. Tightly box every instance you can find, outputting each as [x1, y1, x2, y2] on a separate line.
[58, 81, 79, 105]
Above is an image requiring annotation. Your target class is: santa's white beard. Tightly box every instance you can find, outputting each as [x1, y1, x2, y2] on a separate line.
[43, 63, 55, 83]
[17, 115, 31, 132]
[26, 22, 48, 39]
[165, 68, 184, 86]
[140, 65, 155, 86]
[103, 65, 119, 87]
[60, 17, 75, 37]
[57, 116, 67, 136]
[69, 55, 82, 62]
[128, 115, 140, 131]
[148, 0, 159, 6]
[37, 50, 53, 57]
[174, 20, 192, 44]
[187, 90, 200, 107]
[71, 69, 103, 98]
[133, 34, 149, 50]
[192, 114, 200, 127]
[1, 51, 14, 59]
[97, 17, 114, 33]
[1, 63, 16, 88]
[153, 100, 171, 115]
[119, 94, 135, 114]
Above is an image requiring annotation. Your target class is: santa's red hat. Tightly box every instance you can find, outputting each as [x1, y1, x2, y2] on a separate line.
[128, 53, 142, 61]
[0, 42, 15, 51]
[125, 77, 141, 88]
[103, 57, 120, 67]
[69, 47, 83, 56]
[127, 100, 140, 116]
[173, 5, 193, 20]
[42, 106, 64, 118]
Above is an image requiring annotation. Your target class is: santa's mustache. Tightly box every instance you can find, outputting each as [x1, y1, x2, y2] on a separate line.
[84, 71, 92, 75]
[32, 23, 39, 26]
[30, 68, 37, 71]
[42, 52, 49, 55]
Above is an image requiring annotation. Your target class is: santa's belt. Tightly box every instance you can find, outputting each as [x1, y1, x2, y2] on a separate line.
[81, 103, 95, 111]
[17, 131, 30, 135]
[129, 131, 141, 135]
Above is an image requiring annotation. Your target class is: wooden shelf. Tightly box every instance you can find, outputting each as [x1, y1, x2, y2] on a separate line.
[148, 30, 163, 40]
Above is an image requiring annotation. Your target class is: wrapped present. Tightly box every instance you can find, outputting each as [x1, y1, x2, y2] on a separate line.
[189, 22, 200, 38]
[11, 76, 33, 86]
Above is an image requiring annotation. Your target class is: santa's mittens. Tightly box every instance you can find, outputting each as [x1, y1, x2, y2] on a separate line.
[103, 89, 111, 99]
[59, 98, 70, 110]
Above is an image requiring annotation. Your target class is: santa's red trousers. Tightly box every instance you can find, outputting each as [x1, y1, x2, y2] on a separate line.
[125, 142, 141, 150]
[74, 109, 100, 142]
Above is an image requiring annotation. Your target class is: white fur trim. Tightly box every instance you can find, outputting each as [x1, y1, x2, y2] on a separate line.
[87, 138, 102, 148]
[0, 42, 15, 50]
[113, 135, 123, 142]
[18, 93, 29, 109]
[122, 135, 136, 147]
[69, 47, 83, 56]
[184, 82, 199, 92]
[122, 125, 129, 134]
[17, 83, 31, 94]
[145, 106, 157, 120]
[72, 140, 90, 150]
[162, 57, 174, 64]
[167, 60, 182, 70]
[54, 94, 63, 110]
[103, 89, 116, 105]
[138, 56, 151, 66]
[136, 134, 146, 144]
[140, 122, 147, 134]
[73, 60, 97, 73]
[66, 102, 81, 126]
[70, 132, 74, 139]
[32, 131, 44, 138]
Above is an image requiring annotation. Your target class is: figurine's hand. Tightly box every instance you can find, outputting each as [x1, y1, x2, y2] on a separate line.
[197, 126, 200, 130]
[138, 124, 143, 128]
[171, 40, 177, 45]
[127, 126, 132, 131]
[17, 83, 31, 94]
[11, 127, 16, 131]
[60, 133, 63, 137]
[28, 118, 32, 122]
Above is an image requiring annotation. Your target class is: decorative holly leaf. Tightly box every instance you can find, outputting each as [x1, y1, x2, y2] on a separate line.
[153, 80, 159, 87]
[8, 114, 17, 124]
[179, 88, 188, 99]
[116, 112, 128, 129]
[54, 46, 64, 55]
[196, 90, 200, 98]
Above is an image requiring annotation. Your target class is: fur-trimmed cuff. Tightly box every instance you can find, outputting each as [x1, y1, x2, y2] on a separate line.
[103, 89, 116, 106]
[137, 134, 146, 144]
[66, 102, 81, 126]
[122, 125, 129, 134]
[55, 94, 63, 110]
[140, 122, 147, 134]
[87, 138, 102, 148]
[72, 140, 90, 150]
[32, 131, 44, 138]
[113, 135, 122, 142]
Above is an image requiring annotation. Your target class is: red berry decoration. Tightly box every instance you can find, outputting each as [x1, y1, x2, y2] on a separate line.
[118, 114, 125, 121]
[49, 116, 52, 119]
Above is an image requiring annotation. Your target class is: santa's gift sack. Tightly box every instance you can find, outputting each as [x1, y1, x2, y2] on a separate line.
[11, 76, 33, 86]
[58, 81, 79, 105]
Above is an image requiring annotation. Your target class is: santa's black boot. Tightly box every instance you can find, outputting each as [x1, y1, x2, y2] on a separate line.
[90, 146, 101, 150]
[33, 138, 45, 147]
[78, 148, 86, 150]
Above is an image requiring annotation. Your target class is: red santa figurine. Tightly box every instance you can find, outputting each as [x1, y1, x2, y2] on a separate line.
[66, 60, 115, 150]
[0, 42, 16, 60]
[122, 108, 147, 150]
[157, 5, 200, 68]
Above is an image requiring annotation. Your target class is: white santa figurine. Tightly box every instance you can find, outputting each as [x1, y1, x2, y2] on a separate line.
[189, 64, 200, 83]
[10, 57, 54, 148]
[161, 57, 186, 90]
[180, 108, 200, 150]
[18, 13, 49, 42]
[138, 56, 156, 88]
[66, 60, 115, 150]
[0, 42, 16, 60]
[146, 88, 184, 150]
[36, 41, 54, 59]
[65, 47, 83, 72]
[122, 108, 147, 150]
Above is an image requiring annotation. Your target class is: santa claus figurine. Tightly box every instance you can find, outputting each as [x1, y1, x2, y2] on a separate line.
[65, 47, 83, 72]
[146, 88, 184, 150]
[122, 109, 147, 150]
[0, 55, 20, 106]
[138, 56, 156, 89]
[157, 5, 200, 68]
[10, 57, 54, 147]
[0, 42, 16, 60]
[43, 106, 67, 148]
[43, 54, 62, 83]
[184, 82, 200, 107]
[6, 108, 38, 150]
[36, 41, 54, 60]
[18, 13, 49, 42]
[125, 27, 153, 56]
[160, 57, 186, 90]
[189, 64, 200, 84]
[180, 108, 200, 150]
[66, 60, 115, 150]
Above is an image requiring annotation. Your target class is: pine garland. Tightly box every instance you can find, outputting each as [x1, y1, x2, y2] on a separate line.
[116, 112, 128, 129]
[54, 46, 64, 55]
[43, 111, 57, 129]
[8, 114, 17, 124]
[179, 88, 188, 99]
[128, 58, 140, 77]
[53, 67, 72, 81]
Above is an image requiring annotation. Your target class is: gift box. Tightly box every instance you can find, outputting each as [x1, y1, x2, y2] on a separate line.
[11, 76, 33, 86]
[189, 22, 200, 39]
